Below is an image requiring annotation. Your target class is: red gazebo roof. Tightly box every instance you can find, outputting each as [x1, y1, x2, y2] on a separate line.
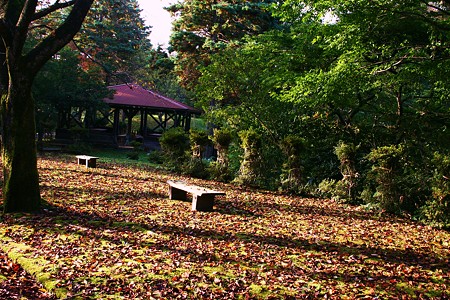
[104, 84, 200, 113]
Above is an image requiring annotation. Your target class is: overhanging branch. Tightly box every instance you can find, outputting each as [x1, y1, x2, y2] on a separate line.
[24, 0, 94, 75]
[33, 0, 76, 21]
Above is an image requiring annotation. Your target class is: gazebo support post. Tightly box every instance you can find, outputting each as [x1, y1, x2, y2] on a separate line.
[113, 108, 120, 144]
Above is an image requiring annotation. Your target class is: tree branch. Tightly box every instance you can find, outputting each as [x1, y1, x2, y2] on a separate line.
[33, 0, 76, 21]
[24, 0, 94, 75]
[71, 39, 131, 85]
[13, 0, 38, 57]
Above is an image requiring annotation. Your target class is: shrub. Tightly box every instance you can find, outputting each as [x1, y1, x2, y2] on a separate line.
[147, 150, 164, 164]
[363, 144, 405, 213]
[280, 135, 305, 193]
[420, 152, 450, 229]
[64, 142, 92, 155]
[127, 141, 142, 160]
[234, 129, 264, 187]
[334, 141, 360, 203]
[209, 128, 233, 182]
[159, 128, 189, 172]
[182, 129, 211, 178]
[318, 178, 350, 200]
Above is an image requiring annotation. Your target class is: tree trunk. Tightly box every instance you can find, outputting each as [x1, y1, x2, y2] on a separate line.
[0, 0, 94, 213]
[2, 74, 40, 212]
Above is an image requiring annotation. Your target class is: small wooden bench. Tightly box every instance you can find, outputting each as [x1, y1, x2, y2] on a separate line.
[76, 155, 99, 168]
[167, 180, 225, 211]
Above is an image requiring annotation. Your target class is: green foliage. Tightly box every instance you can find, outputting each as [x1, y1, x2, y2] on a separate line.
[64, 143, 93, 155]
[190, 0, 450, 221]
[159, 128, 190, 172]
[317, 178, 347, 201]
[79, 0, 152, 84]
[318, 141, 361, 203]
[183, 129, 211, 178]
[280, 135, 305, 193]
[189, 129, 211, 156]
[234, 129, 264, 187]
[183, 158, 210, 179]
[364, 145, 406, 213]
[168, 0, 279, 89]
[334, 141, 360, 203]
[211, 128, 233, 149]
[126, 141, 142, 160]
[34, 46, 109, 133]
[420, 152, 450, 229]
[147, 150, 164, 165]
[209, 128, 234, 182]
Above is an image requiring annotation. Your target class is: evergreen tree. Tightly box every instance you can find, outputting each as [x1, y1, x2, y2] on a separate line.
[77, 0, 152, 84]
[167, 0, 279, 89]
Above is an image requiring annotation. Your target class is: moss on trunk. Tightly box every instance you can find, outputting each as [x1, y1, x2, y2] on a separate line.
[2, 78, 40, 213]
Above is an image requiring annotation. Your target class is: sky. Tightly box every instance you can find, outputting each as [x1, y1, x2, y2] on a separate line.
[137, 0, 174, 49]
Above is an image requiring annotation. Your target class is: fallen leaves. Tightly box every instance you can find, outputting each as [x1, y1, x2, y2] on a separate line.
[0, 154, 449, 298]
[0, 249, 55, 299]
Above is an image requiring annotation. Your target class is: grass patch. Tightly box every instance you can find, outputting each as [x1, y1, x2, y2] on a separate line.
[0, 237, 66, 298]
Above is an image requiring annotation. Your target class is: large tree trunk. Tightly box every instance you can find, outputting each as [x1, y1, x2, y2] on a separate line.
[2, 72, 40, 212]
[0, 0, 94, 213]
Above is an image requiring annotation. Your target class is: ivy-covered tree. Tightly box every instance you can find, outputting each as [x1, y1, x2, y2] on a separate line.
[0, 0, 94, 213]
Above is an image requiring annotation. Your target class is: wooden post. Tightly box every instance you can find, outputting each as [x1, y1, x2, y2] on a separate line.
[192, 194, 215, 211]
[169, 186, 187, 200]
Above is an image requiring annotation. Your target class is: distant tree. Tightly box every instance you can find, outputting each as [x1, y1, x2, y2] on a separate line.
[138, 46, 192, 105]
[0, 1, 94, 213]
[33, 46, 109, 139]
[77, 0, 152, 85]
[167, 0, 279, 89]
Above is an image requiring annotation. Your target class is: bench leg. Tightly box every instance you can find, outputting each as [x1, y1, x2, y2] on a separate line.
[87, 159, 97, 168]
[77, 158, 86, 167]
[169, 186, 187, 200]
[77, 158, 97, 168]
[192, 194, 214, 212]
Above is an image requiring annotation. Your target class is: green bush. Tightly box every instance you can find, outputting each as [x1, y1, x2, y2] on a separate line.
[147, 150, 164, 164]
[182, 129, 211, 178]
[127, 141, 142, 160]
[363, 144, 406, 213]
[209, 128, 233, 182]
[334, 141, 360, 203]
[420, 152, 450, 229]
[159, 128, 189, 172]
[234, 129, 264, 187]
[318, 178, 347, 201]
[280, 135, 305, 193]
[65, 142, 92, 155]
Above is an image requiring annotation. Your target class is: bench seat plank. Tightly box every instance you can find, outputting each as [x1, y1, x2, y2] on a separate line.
[167, 180, 225, 196]
[167, 180, 225, 211]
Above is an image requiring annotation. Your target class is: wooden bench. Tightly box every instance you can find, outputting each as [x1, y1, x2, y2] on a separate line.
[167, 180, 225, 211]
[76, 155, 99, 168]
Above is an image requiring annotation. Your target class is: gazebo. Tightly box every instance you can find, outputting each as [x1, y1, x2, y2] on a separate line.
[104, 84, 201, 145]
[54, 84, 200, 147]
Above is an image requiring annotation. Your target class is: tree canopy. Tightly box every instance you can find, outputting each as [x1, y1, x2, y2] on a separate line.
[77, 0, 152, 85]
[168, 0, 280, 89]
[192, 0, 450, 223]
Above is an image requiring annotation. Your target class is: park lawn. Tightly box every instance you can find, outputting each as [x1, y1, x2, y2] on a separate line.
[0, 154, 449, 299]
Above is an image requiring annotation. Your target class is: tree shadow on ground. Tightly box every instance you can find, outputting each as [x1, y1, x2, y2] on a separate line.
[3, 201, 448, 298]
